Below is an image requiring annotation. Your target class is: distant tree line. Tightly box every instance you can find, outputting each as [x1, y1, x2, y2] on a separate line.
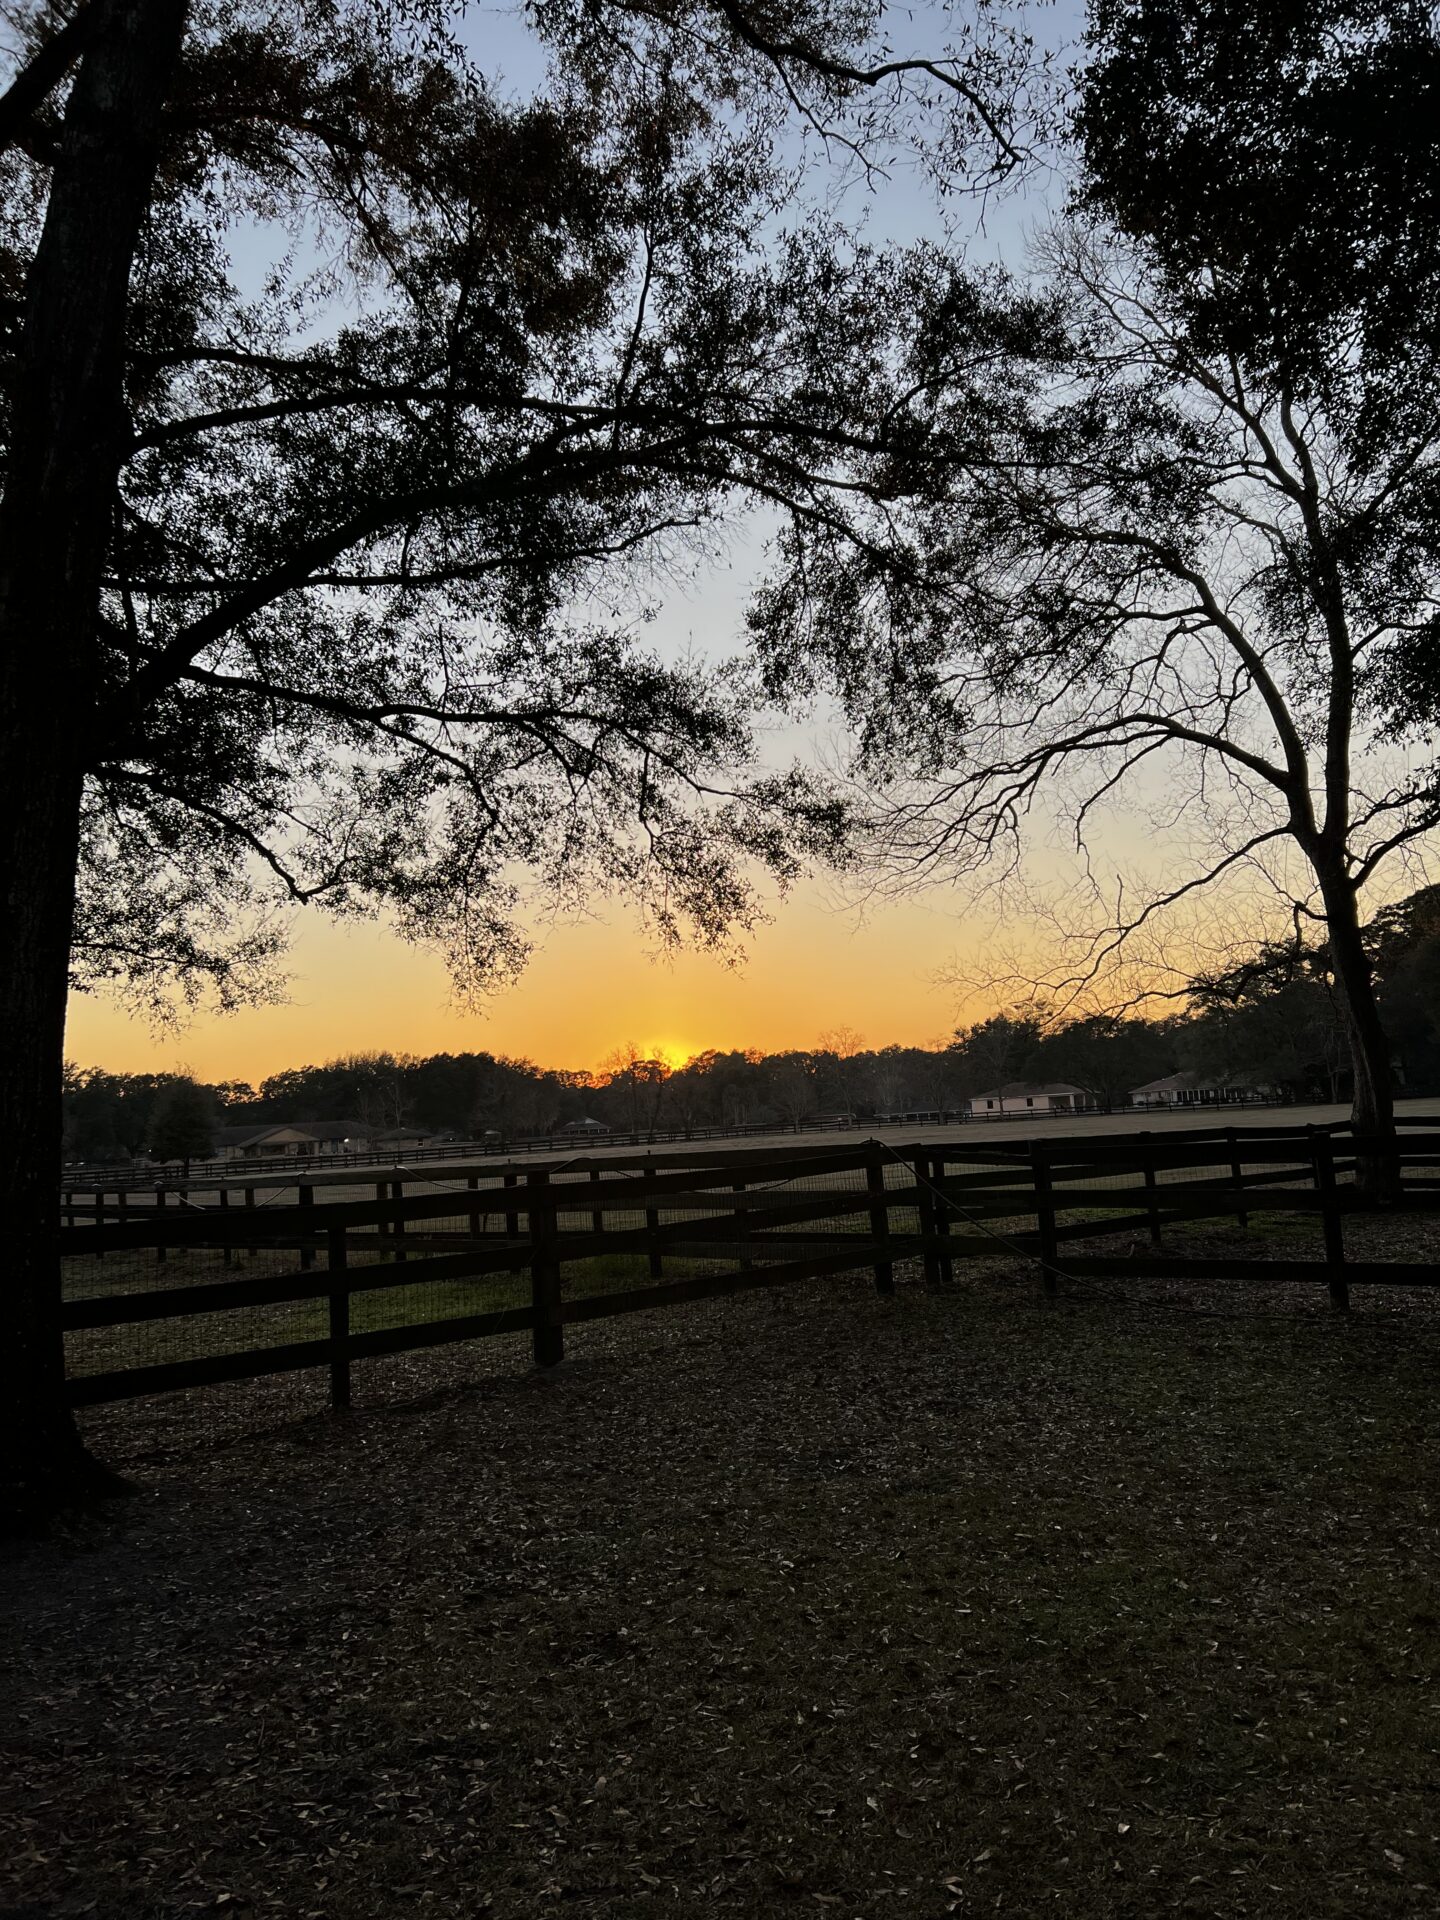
[65, 886, 1440, 1163]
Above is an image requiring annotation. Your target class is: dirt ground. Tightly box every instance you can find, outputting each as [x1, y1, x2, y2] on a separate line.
[5, 1250, 1440, 1918]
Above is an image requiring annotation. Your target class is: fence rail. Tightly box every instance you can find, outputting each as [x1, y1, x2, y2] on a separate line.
[60, 1120, 1440, 1411]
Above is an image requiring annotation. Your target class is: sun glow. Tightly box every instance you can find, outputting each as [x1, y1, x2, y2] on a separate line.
[63, 882, 993, 1085]
[650, 1041, 695, 1072]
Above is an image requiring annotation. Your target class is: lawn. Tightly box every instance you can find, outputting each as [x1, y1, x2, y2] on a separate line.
[5, 1263, 1440, 1917]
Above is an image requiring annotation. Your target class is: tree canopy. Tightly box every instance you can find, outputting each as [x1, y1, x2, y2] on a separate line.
[752, 5, 1440, 1154]
[1, 0, 1041, 1014]
[1076, 0, 1440, 727]
[0, 0, 1041, 1521]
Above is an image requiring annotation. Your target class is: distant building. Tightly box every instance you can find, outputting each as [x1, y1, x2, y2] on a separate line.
[558, 1116, 610, 1134]
[214, 1121, 369, 1161]
[1129, 1073, 1273, 1110]
[371, 1125, 452, 1150]
[965, 1083, 1089, 1119]
[872, 1109, 946, 1126]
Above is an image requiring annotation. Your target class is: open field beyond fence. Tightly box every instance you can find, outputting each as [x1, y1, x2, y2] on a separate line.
[63, 1093, 1435, 1189]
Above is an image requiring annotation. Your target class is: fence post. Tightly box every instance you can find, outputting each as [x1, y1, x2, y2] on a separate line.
[643, 1159, 663, 1279]
[390, 1179, 407, 1262]
[590, 1167, 604, 1238]
[1226, 1126, 1249, 1228]
[913, 1154, 940, 1290]
[328, 1225, 352, 1410]
[528, 1170, 564, 1368]
[220, 1185, 233, 1267]
[1140, 1132, 1162, 1248]
[932, 1152, 954, 1287]
[93, 1189, 104, 1259]
[244, 1185, 256, 1258]
[504, 1170, 519, 1239]
[1313, 1135, 1349, 1313]
[154, 1184, 167, 1264]
[467, 1172, 482, 1240]
[299, 1183, 315, 1270]
[734, 1180, 752, 1272]
[374, 1179, 389, 1258]
[1031, 1141, 1058, 1297]
[866, 1145, 894, 1295]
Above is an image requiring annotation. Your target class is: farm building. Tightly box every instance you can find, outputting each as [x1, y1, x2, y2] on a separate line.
[965, 1083, 1090, 1119]
[1129, 1072, 1274, 1109]
[214, 1121, 370, 1161]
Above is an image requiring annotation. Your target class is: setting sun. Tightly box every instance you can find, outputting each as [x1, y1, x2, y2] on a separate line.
[649, 1041, 696, 1073]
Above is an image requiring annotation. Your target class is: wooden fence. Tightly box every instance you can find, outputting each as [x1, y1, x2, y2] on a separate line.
[59, 1121, 1440, 1411]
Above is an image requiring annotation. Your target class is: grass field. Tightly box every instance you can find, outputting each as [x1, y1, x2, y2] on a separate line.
[7, 1255, 1440, 1918]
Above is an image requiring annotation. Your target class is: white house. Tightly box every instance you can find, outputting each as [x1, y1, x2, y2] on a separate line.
[1129, 1072, 1273, 1110]
[966, 1083, 1089, 1119]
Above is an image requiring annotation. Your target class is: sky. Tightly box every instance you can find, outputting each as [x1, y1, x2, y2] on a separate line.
[66, 0, 1111, 1087]
[65, 880, 995, 1081]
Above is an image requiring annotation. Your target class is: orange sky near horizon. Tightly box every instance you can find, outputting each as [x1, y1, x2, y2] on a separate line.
[63, 880, 994, 1087]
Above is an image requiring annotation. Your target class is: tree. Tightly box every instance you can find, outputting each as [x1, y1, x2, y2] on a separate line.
[764, 1050, 821, 1129]
[946, 1012, 1045, 1098]
[148, 1073, 217, 1170]
[755, 214, 1440, 1182]
[812, 1025, 867, 1112]
[1370, 887, 1440, 1091]
[753, 0, 1440, 1181]
[1184, 949, 1351, 1101]
[0, 0, 1034, 1524]
[1031, 1014, 1173, 1110]
[1076, 0, 1440, 734]
[61, 1065, 127, 1164]
[597, 1042, 671, 1134]
[1076, 0, 1440, 424]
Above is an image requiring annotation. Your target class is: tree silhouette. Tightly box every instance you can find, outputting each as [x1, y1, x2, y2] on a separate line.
[0, 0, 1036, 1523]
[756, 223, 1440, 1180]
[148, 1076, 217, 1172]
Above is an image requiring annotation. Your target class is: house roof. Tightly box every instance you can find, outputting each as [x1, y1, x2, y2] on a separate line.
[1129, 1072, 1263, 1095]
[215, 1120, 365, 1146]
[970, 1082, 1088, 1101]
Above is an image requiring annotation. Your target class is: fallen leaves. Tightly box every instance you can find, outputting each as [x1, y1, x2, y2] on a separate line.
[5, 1262, 1440, 1915]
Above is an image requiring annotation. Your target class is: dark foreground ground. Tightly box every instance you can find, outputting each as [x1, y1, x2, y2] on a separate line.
[4, 1256, 1440, 1918]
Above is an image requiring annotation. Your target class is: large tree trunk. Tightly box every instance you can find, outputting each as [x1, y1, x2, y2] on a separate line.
[0, 0, 187, 1533]
[1317, 861, 1398, 1197]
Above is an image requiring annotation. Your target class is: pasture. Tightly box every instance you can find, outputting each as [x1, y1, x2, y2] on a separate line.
[5, 1253, 1440, 1917]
